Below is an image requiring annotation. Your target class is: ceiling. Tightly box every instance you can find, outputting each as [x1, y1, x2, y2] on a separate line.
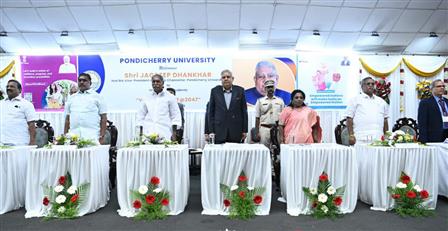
[0, 0, 447, 54]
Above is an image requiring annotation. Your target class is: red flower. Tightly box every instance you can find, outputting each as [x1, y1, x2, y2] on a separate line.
[380, 135, 385, 141]
[319, 174, 328, 182]
[43, 197, 50, 206]
[150, 176, 160, 185]
[406, 191, 416, 199]
[145, 194, 156, 204]
[223, 199, 231, 207]
[253, 195, 263, 205]
[420, 190, 429, 199]
[161, 198, 169, 206]
[238, 191, 245, 198]
[70, 194, 79, 203]
[58, 176, 66, 185]
[333, 197, 343, 206]
[392, 194, 401, 199]
[133, 200, 142, 209]
[312, 201, 317, 208]
[401, 175, 411, 184]
[238, 175, 247, 182]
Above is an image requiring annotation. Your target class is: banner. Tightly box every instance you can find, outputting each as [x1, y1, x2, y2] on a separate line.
[20, 55, 78, 111]
[297, 53, 358, 110]
[20, 54, 297, 111]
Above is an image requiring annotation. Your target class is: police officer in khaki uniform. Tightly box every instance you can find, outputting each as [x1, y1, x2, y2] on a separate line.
[255, 79, 285, 147]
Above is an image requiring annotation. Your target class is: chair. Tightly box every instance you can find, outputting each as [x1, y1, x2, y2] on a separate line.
[392, 117, 419, 138]
[250, 127, 260, 143]
[189, 148, 202, 176]
[334, 119, 350, 146]
[35, 119, 54, 148]
[104, 120, 118, 188]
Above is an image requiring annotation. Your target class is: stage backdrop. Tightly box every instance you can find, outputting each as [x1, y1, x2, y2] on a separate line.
[19, 54, 298, 111]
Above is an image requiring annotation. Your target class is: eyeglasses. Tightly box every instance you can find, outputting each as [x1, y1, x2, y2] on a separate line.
[364, 82, 375, 86]
[256, 74, 277, 79]
[435, 85, 446, 88]
[221, 75, 232, 79]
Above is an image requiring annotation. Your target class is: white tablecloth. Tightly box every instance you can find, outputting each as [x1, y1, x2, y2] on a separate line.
[280, 143, 358, 216]
[356, 144, 438, 211]
[25, 145, 110, 218]
[427, 143, 448, 197]
[0, 146, 34, 214]
[201, 143, 271, 215]
[36, 110, 345, 149]
[116, 145, 189, 216]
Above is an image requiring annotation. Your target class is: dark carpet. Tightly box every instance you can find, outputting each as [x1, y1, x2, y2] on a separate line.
[1, 175, 447, 231]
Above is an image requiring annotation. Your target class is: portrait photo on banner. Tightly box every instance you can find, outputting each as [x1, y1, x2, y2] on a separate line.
[232, 57, 297, 106]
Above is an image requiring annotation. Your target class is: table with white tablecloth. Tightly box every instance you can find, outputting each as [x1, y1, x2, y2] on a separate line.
[356, 144, 438, 211]
[280, 143, 358, 216]
[201, 143, 271, 215]
[116, 145, 189, 216]
[427, 143, 448, 197]
[0, 146, 35, 215]
[25, 145, 110, 218]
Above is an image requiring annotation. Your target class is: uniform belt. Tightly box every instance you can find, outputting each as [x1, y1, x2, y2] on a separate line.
[260, 124, 274, 128]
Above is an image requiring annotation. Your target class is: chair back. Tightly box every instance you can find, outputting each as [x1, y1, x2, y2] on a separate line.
[250, 127, 260, 143]
[335, 118, 349, 146]
[35, 119, 54, 148]
[104, 120, 118, 147]
[392, 117, 418, 138]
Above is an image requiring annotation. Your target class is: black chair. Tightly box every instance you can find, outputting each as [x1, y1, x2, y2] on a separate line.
[35, 119, 54, 148]
[104, 120, 118, 189]
[250, 127, 260, 143]
[392, 117, 419, 138]
[335, 118, 350, 146]
[189, 148, 202, 176]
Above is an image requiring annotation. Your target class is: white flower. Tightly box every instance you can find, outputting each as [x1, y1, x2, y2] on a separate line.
[309, 188, 317, 195]
[54, 185, 64, 193]
[67, 185, 77, 195]
[318, 193, 328, 203]
[327, 186, 336, 195]
[321, 205, 329, 214]
[138, 185, 148, 195]
[57, 207, 66, 213]
[247, 186, 254, 191]
[396, 182, 407, 189]
[153, 188, 162, 193]
[55, 195, 66, 204]
[413, 185, 422, 192]
[230, 185, 239, 191]
[397, 136, 404, 142]
[395, 130, 405, 135]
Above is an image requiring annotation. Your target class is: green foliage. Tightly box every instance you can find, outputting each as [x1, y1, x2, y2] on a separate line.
[125, 133, 178, 148]
[387, 171, 433, 217]
[302, 171, 345, 219]
[0, 145, 12, 149]
[220, 171, 265, 220]
[131, 176, 170, 221]
[42, 171, 90, 220]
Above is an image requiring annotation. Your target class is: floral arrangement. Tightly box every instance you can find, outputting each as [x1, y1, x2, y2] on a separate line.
[45, 133, 97, 149]
[416, 80, 432, 99]
[0, 144, 12, 149]
[371, 130, 417, 147]
[303, 172, 345, 219]
[387, 172, 433, 217]
[130, 176, 170, 220]
[374, 79, 391, 104]
[220, 171, 265, 220]
[126, 133, 177, 147]
[42, 172, 90, 219]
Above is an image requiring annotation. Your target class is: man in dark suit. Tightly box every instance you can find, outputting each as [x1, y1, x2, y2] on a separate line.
[208, 69, 248, 144]
[418, 79, 448, 143]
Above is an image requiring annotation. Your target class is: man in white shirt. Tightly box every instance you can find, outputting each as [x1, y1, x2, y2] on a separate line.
[58, 55, 76, 74]
[137, 74, 181, 141]
[0, 79, 37, 145]
[346, 77, 389, 144]
[64, 73, 107, 143]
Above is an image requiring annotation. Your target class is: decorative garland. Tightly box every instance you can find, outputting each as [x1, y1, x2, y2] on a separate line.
[0, 60, 15, 78]
[399, 67, 405, 113]
[359, 57, 401, 79]
[402, 58, 446, 78]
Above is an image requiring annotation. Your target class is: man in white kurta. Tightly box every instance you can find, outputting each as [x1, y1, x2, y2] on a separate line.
[137, 74, 182, 141]
[0, 80, 37, 145]
[346, 77, 389, 144]
[64, 73, 107, 143]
